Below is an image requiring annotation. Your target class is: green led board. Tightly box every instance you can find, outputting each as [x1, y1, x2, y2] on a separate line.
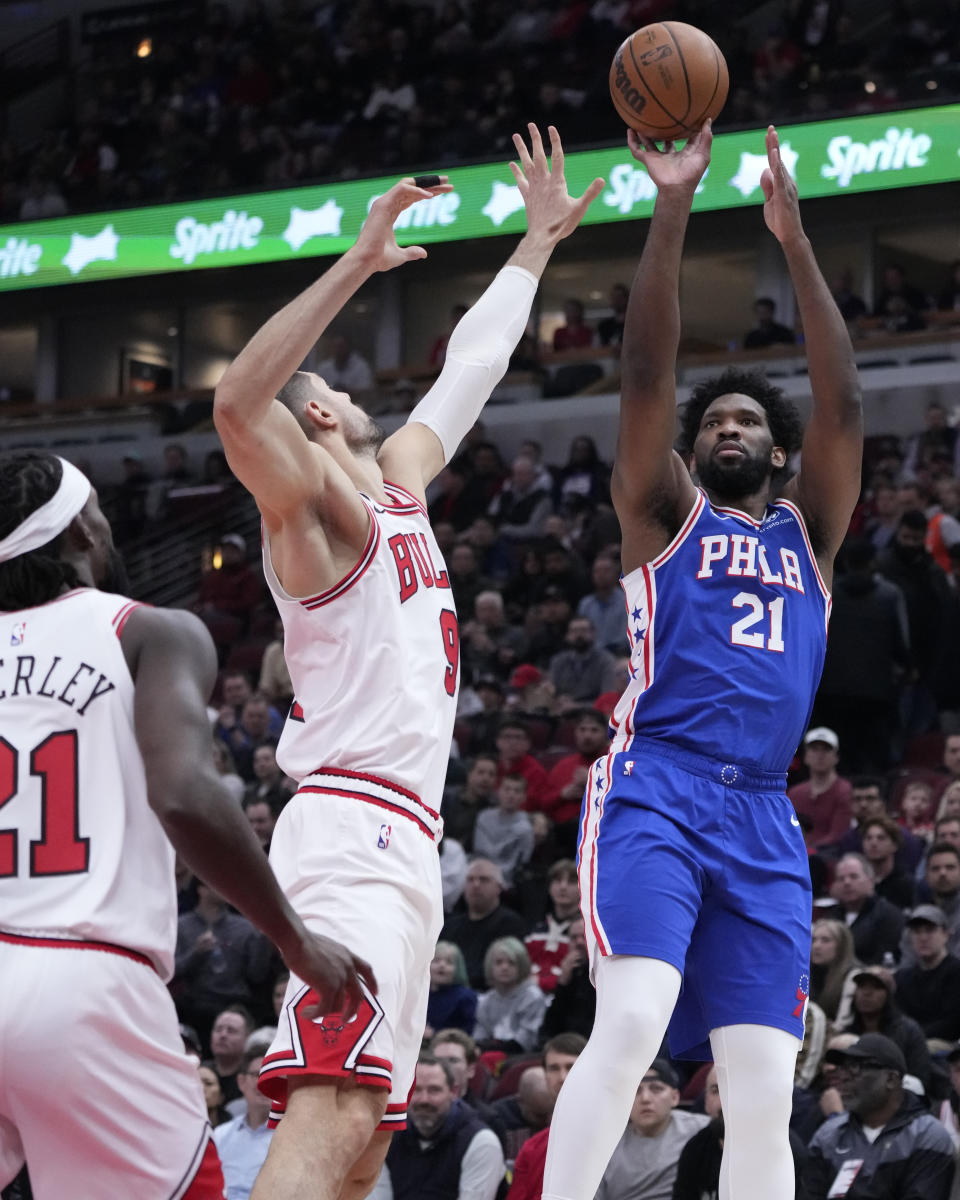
[1, 105, 958, 292]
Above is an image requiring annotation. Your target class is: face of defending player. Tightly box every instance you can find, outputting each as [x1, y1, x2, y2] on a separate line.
[692, 395, 787, 500]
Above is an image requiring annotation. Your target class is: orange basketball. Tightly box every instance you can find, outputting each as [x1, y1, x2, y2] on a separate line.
[609, 22, 729, 141]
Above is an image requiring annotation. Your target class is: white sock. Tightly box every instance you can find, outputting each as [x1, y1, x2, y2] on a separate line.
[710, 1024, 800, 1200]
[541, 955, 682, 1200]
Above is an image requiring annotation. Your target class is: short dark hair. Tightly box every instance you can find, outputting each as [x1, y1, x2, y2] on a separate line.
[928, 843, 960, 866]
[498, 718, 529, 737]
[216, 1004, 255, 1032]
[542, 1033, 587, 1062]
[276, 371, 315, 435]
[851, 776, 886, 797]
[0, 453, 82, 610]
[899, 509, 927, 533]
[241, 1045, 268, 1074]
[678, 368, 804, 465]
[430, 1028, 479, 1063]
[417, 1052, 456, 1090]
[861, 816, 902, 848]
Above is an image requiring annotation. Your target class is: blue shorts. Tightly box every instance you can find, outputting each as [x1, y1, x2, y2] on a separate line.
[577, 738, 812, 1061]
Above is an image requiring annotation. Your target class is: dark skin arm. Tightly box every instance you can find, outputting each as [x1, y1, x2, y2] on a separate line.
[612, 125, 710, 573]
[120, 605, 375, 1018]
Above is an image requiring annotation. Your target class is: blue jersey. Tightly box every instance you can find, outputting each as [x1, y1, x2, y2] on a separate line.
[610, 489, 831, 774]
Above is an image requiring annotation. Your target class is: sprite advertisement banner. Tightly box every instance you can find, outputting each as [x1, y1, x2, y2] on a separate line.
[1, 104, 958, 293]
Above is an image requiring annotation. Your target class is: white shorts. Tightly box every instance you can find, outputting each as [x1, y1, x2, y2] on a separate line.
[0, 933, 223, 1200]
[259, 774, 444, 1131]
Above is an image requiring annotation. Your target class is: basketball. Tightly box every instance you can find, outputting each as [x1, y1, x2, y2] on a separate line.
[609, 22, 729, 141]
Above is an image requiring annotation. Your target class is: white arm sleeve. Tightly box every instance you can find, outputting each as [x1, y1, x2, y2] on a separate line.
[406, 265, 538, 464]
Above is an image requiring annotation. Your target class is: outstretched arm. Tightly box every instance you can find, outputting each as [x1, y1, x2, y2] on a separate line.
[612, 125, 711, 571]
[380, 125, 604, 494]
[213, 177, 453, 522]
[764, 126, 862, 568]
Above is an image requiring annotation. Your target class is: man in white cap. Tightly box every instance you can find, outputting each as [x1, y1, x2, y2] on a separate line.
[788, 726, 853, 852]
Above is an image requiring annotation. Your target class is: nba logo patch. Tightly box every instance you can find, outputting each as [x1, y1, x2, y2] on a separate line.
[623, 761, 635, 776]
[377, 824, 392, 850]
[9, 622, 26, 647]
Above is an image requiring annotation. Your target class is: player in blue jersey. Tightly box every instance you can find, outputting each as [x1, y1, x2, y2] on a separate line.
[541, 124, 862, 1200]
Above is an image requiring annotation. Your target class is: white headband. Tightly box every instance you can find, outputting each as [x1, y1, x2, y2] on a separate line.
[0, 457, 92, 563]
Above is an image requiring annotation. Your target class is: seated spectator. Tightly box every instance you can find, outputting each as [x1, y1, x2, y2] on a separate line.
[448, 542, 494, 619]
[242, 740, 292, 813]
[787, 727, 852, 852]
[836, 967, 932, 1089]
[552, 298, 593, 351]
[461, 591, 528, 682]
[534, 540, 589, 608]
[491, 1066, 554, 1166]
[544, 710, 610, 851]
[895, 905, 960, 1043]
[810, 918, 862, 1028]
[427, 941, 478, 1039]
[488, 456, 553, 540]
[429, 1028, 507, 1141]
[473, 775, 534, 889]
[937, 780, 960, 824]
[908, 843, 960, 964]
[823, 854, 905, 965]
[507, 1033, 586, 1200]
[937, 259, 960, 312]
[197, 532, 263, 625]
[862, 816, 915, 909]
[539, 917, 596, 1042]
[494, 720, 549, 811]
[444, 754, 498, 849]
[898, 780, 936, 844]
[441, 859, 527, 990]
[938, 1044, 960, 1146]
[256, 618, 293, 710]
[474, 937, 547, 1054]
[223, 695, 284, 780]
[554, 436, 611, 515]
[803, 1034, 954, 1200]
[212, 1048, 273, 1200]
[831, 268, 867, 322]
[375, 1055, 505, 1200]
[507, 663, 557, 716]
[314, 332, 374, 396]
[212, 737, 246, 804]
[548, 616, 618, 705]
[464, 679, 507, 755]
[429, 303, 469, 368]
[941, 736, 960, 787]
[203, 1006, 256, 1105]
[597, 282, 629, 347]
[838, 777, 926, 875]
[873, 264, 930, 320]
[577, 554, 628, 655]
[242, 796, 276, 853]
[525, 858, 579, 992]
[596, 1060, 709, 1200]
[198, 1062, 229, 1128]
[174, 882, 273, 1048]
[743, 297, 795, 349]
[524, 588, 575, 668]
[904, 402, 958, 480]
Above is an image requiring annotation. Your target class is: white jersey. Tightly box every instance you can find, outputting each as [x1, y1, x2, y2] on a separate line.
[0, 589, 177, 978]
[263, 481, 459, 817]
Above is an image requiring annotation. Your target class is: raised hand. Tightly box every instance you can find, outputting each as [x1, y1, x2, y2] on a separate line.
[510, 124, 604, 243]
[627, 120, 712, 194]
[760, 125, 805, 245]
[355, 176, 454, 272]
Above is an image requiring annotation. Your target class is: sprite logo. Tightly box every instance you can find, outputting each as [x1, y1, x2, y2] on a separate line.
[367, 191, 460, 229]
[0, 236, 42, 278]
[169, 209, 264, 265]
[821, 127, 932, 188]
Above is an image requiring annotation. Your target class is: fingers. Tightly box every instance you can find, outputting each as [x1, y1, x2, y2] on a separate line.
[548, 125, 564, 174]
[574, 176, 605, 218]
[402, 245, 428, 262]
[759, 167, 774, 202]
[354, 954, 379, 996]
[508, 160, 530, 191]
[512, 130, 534, 176]
[527, 122, 546, 169]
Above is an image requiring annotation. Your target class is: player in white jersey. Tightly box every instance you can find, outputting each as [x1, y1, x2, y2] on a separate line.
[213, 127, 604, 1200]
[0, 453, 373, 1200]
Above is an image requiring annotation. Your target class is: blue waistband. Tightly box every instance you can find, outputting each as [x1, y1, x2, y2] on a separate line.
[616, 736, 787, 793]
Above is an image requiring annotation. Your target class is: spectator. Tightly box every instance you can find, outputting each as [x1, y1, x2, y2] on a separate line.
[898, 780, 937, 844]
[554, 436, 612, 515]
[525, 858, 580, 993]
[539, 917, 595, 1042]
[552, 298, 593, 351]
[862, 816, 915, 909]
[534, 540, 589, 608]
[491, 1066, 554, 1166]
[242, 797, 276, 853]
[837, 777, 926, 875]
[813, 539, 910, 773]
[211, 737, 246, 804]
[937, 260, 960, 312]
[203, 1006, 255, 1105]
[429, 1028, 507, 1140]
[474, 937, 547, 1054]
[112, 452, 152, 544]
[895, 905, 960, 1043]
[448, 542, 493, 619]
[211, 1048, 273, 1200]
[809, 918, 862, 1028]
[507, 1033, 586, 1200]
[440, 835, 469, 914]
[596, 1060, 709, 1200]
[242, 740, 292, 813]
[836, 967, 931, 1088]
[444, 754, 498, 849]
[197, 532, 263, 625]
[742, 297, 795, 349]
[788, 727, 852, 852]
[461, 591, 528, 682]
[441, 859, 527, 990]
[904, 403, 958, 480]
[938, 1044, 960, 1146]
[257, 617, 293, 710]
[577, 554, 627, 654]
[18, 175, 67, 220]
[426, 941, 478, 1039]
[314, 332, 374, 396]
[938, 782, 960, 824]
[597, 282, 629, 347]
[544, 710, 610, 850]
[173, 881, 274, 1047]
[507, 663, 555, 716]
[914, 843, 960, 961]
[429, 303, 469, 368]
[873, 264, 930, 320]
[473, 775, 535, 889]
[488, 456, 553, 540]
[831, 268, 868, 322]
[824, 854, 905, 965]
[375, 1055, 505, 1200]
[548, 616, 618, 704]
[198, 1062, 228, 1128]
[465, 679, 507, 755]
[941, 735, 960, 786]
[223, 695, 283, 780]
[494, 720, 549, 810]
[802, 1034, 954, 1200]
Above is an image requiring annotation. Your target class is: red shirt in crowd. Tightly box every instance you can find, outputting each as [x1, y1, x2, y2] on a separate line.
[497, 755, 549, 811]
[788, 775, 852, 849]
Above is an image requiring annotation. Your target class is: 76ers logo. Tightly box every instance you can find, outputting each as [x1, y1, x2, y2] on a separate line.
[793, 972, 810, 1018]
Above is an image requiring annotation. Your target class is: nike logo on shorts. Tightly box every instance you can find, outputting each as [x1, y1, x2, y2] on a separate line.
[790, 815, 801, 827]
